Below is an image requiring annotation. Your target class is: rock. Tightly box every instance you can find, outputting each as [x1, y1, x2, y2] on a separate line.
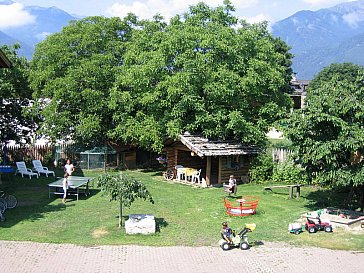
[125, 214, 156, 235]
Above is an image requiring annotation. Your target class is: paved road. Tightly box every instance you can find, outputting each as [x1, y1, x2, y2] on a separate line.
[0, 240, 363, 273]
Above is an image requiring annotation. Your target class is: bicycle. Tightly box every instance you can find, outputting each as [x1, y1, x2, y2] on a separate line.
[0, 190, 18, 216]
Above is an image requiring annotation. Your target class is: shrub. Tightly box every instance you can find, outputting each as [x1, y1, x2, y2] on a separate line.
[249, 151, 275, 184]
[272, 160, 307, 185]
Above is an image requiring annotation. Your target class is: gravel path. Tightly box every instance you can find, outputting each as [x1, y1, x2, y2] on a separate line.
[0, 240, 363, 273]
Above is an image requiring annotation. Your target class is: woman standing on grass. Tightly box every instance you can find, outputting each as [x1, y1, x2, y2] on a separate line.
[64, 159, 75, 176]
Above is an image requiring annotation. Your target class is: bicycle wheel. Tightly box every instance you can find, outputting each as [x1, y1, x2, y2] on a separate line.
[0, 198, 7, 213]
[163, 169, 174, 180]
[5, 195, 17, 209]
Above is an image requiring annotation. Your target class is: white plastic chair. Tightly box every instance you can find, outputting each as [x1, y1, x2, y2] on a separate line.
[32, 160, 55, 177]
[175, 165, 184, 180]
[16, 161, 39, 179]
[192, 169, 202, 184]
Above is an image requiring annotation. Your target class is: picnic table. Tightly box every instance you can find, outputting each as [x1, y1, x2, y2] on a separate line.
[48, 176, 94, 201]
[264, 184, 305, 199]
[176, 167, 197, 182]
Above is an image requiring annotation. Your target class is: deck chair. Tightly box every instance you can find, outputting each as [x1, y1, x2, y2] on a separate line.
[16, 161, 39, 179]
[32, 160, 55, 177]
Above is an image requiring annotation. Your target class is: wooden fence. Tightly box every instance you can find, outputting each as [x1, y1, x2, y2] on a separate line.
[3, 144, 54, 165]
[272, 148, 293, 163]
[2, 144, 79, 166]
[2, 144, 118, 169]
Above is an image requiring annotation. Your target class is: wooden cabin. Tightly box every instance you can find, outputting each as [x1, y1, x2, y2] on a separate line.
[164, 134, 260, 186]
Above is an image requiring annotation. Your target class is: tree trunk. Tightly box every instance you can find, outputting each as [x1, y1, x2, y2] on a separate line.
[346, 185, 364, 211]
[119, 197, 123, 228]
[344, 186, 355, 209]
[359, 185, 364, 212]
[104, 140, 108, 172]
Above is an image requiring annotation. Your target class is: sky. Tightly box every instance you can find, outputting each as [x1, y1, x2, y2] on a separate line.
[0, 0, 357, 29]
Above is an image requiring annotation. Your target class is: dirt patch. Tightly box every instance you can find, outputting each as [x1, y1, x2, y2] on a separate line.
[91, 227, 109, 238]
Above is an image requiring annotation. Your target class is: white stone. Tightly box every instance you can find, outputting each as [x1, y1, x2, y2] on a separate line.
[125, 214, 156, 235]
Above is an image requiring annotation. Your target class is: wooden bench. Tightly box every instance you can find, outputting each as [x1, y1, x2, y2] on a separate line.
[224, 196, 259, 216]
[264, 184, 304, 199]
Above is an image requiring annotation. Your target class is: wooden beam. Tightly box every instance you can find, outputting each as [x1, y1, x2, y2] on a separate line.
[218, 156, 222, 184]
[206, 156, 211, 186]
[175, 149, 178, 166]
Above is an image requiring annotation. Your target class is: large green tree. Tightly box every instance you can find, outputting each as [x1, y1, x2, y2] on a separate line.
[109, 1, 293, 151]
[30, 15, 138, 145]
[285, 63, 364, 209]
[30, 1, 293, 151]
[0, 45, 35, 145]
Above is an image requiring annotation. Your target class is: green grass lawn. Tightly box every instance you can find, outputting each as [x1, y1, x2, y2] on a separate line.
[0, 169, 363, 250]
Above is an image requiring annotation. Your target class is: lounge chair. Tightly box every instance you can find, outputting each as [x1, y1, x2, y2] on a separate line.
[32, 160, 55, 177]
[16, 161, 39, 179]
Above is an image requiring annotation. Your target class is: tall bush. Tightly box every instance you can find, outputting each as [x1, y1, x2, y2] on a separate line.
[272, 160, 307, 185]
[249, 151, 274, 184]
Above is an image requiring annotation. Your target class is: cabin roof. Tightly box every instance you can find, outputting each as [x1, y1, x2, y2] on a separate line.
[0, 49, 12, 68]
[178, 134, 260, 158]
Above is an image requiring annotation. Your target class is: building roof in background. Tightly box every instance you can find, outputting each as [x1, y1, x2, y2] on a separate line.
[0, 49, 12, 68]
[178, 133, 260, 158]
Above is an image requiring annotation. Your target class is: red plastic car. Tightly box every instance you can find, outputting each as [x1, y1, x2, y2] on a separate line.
[305, 217, 333, 233]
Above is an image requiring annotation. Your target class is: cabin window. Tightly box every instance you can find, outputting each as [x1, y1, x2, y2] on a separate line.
[223, 156, 246, 170]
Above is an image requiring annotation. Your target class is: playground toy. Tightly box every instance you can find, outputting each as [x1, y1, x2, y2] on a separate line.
[305, 217, 333, 233]
[219, 223, 256, 251]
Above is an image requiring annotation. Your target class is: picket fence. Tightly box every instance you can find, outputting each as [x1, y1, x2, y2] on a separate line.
[272, 148, 293, 163]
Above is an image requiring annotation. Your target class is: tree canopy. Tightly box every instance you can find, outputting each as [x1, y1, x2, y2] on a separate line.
[30, 1, 293, 151]
[0, 45, 35, 144]
[30, 15, 138, 145]
[285, 63, 364, 208]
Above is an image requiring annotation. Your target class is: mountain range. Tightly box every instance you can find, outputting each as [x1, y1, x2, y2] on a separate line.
[272, 0, 364, 79]
[1, 0, 364, 79]
[0, 0, 77, 58]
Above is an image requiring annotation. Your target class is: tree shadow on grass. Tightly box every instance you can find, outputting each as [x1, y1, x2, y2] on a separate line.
[155, 217, 168, 233]
[0, 167, 96, 228]
[139, 169, 164, 176]
[304, 188, 348, 211]
[1, 203, 74, 228]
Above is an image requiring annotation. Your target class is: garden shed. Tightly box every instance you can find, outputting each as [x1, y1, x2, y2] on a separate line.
[164, 133, 260, 186]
